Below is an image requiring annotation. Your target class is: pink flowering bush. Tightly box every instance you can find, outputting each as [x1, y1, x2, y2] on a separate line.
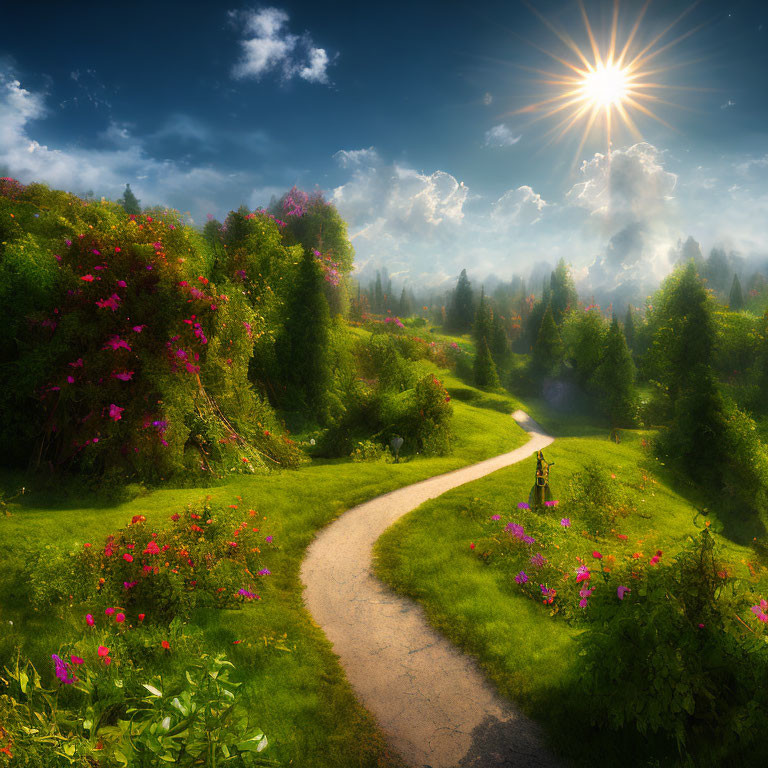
[0, 182, 302, 480]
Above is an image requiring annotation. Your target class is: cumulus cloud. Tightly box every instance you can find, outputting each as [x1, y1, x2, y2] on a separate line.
[491, 185, 547, 228]
[565, 143, 680, 295]
[484, 124, 521, 147]
[230, 7, 333, 84]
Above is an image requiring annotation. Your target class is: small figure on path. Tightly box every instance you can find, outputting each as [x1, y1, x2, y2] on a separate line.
[528, 450, 554, 509]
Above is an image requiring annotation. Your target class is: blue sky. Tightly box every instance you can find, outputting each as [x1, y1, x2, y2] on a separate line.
[1, 0, 767, 292]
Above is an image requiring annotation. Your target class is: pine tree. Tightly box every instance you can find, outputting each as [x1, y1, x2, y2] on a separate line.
[532, 303, 564, 376]
[473, 288, 493, 345]
[654, 261, 725, 481]
[373, 272, 384, 314]
[623, 304, 635, 353]
[729, 273, 744, 311]
[398, 287, 411, 317]
[447, 269, 474, 332]
[491, 311, 508, 360]
[596, 317, 637, 428]
[474, 337, 500, 389]
[549, 259, 578, 324]
[704, 247, 730, 296]
[118, 184, 141, 215]
[277, 249, 331, 414]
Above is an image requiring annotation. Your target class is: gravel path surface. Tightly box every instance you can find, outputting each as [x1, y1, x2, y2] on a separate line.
[300, 411, 563, 768]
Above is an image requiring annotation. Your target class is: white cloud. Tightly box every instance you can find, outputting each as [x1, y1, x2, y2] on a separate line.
[0, 72, 272, 221]
[484, 124, 522, 147]
[721, 99, 736, 109]
[491, 185, 547, 227]
[333, 146, 381, 168]
[230, 7, 332, 85]
[483, 92, 493, 106]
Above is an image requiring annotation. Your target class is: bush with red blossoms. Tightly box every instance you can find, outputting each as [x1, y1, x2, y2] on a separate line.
[27, 500, 275, 624]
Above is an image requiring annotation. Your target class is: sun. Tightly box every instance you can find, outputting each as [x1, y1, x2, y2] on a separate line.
[508, 0, 701, 161]
[581, 60, 629, 108]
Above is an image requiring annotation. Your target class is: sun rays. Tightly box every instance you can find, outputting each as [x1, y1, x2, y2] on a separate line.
[509, 0, 702, 162]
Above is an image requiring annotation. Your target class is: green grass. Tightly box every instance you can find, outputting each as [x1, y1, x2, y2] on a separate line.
[373, 406, 767, 766]
[0, 360, 528, 768]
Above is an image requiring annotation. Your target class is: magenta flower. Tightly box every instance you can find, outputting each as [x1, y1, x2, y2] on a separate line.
[530, 553, 547, 568]
[132, 325, 145, 333]
[103, 335, 131, 351]
[560, 518, 571, 528]
[113, 371, 134, 381]
[108, 404, 124, 422]
[257, 568, 271, 576]
[544, 500, 559, 507]
[517, 502, 530, 510]
[575, 565, 590, 583]
[514, 571, 528, 584]
[86, 613, 95, 626]
[617, 585, 631, 600]
[491, 514, 501, 521]
[265, 536, 273, 543]
[52, 654, 76, 685]
[105, 607, 115, 616]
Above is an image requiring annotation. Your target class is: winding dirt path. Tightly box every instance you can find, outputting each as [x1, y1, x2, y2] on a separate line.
[300, 411, 563, 768]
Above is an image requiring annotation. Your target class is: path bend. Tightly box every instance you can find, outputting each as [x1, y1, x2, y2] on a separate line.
[300, 411, 562, 768]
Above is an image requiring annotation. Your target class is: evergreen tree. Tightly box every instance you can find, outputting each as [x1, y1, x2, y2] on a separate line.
[276, 249, 331, 415]
[447, 269, 474, 332]
[525, 299, 547, 352]
[398, 286, 413, 318]
[596, 318, 637, 428]
[651, 262, 725, 481]
[729, 274, 744, 311]
[118, 184, 141, 215]
[549, 259, 578, 324]
[704, 247, 730, 295]
[490, 311, 508, 360]
[562, 309, 605, 389]
[532, 303, 564, 376]
[373, 272, 384, 314]
[473, 288, 493, 345]
[624, 304, 636, 353]
[473, 337, 500, 389]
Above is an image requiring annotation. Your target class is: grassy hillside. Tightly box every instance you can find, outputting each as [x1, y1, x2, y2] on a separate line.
[0, 351, 528, 768]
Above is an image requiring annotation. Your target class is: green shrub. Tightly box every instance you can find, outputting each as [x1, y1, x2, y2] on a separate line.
[564, 460, 636, 536]
[350, 440, 391, 463]
[576, 530, 768, 765]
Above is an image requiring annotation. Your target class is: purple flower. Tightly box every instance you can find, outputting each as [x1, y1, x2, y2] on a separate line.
[265, 536, 273, 543]
[238, 588, 257, 599]
[505, 522, 525, 538]
[617, 585, 631, 600]
[514, 571, 528, 584]
[257, 568, 271, 576]
[52, 654, 76, 685]
[517, 502, 530, 510]
[491, 514, 501, 521]
[560, 518, 571, 528]
[522, 535, 536, 545]
[530, 553, 547, 568]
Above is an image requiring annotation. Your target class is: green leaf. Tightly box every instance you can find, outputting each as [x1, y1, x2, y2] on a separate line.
[19, 669, 28, 694]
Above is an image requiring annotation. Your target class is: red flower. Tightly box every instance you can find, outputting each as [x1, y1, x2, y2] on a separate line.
[592, 551, 603, 559]
[115, 613, 125, 623]
[161, 640, 170, 650]
[469, 543, 476, 550]
[138, 613, 145, 622]
[123, 553, 133, 563]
